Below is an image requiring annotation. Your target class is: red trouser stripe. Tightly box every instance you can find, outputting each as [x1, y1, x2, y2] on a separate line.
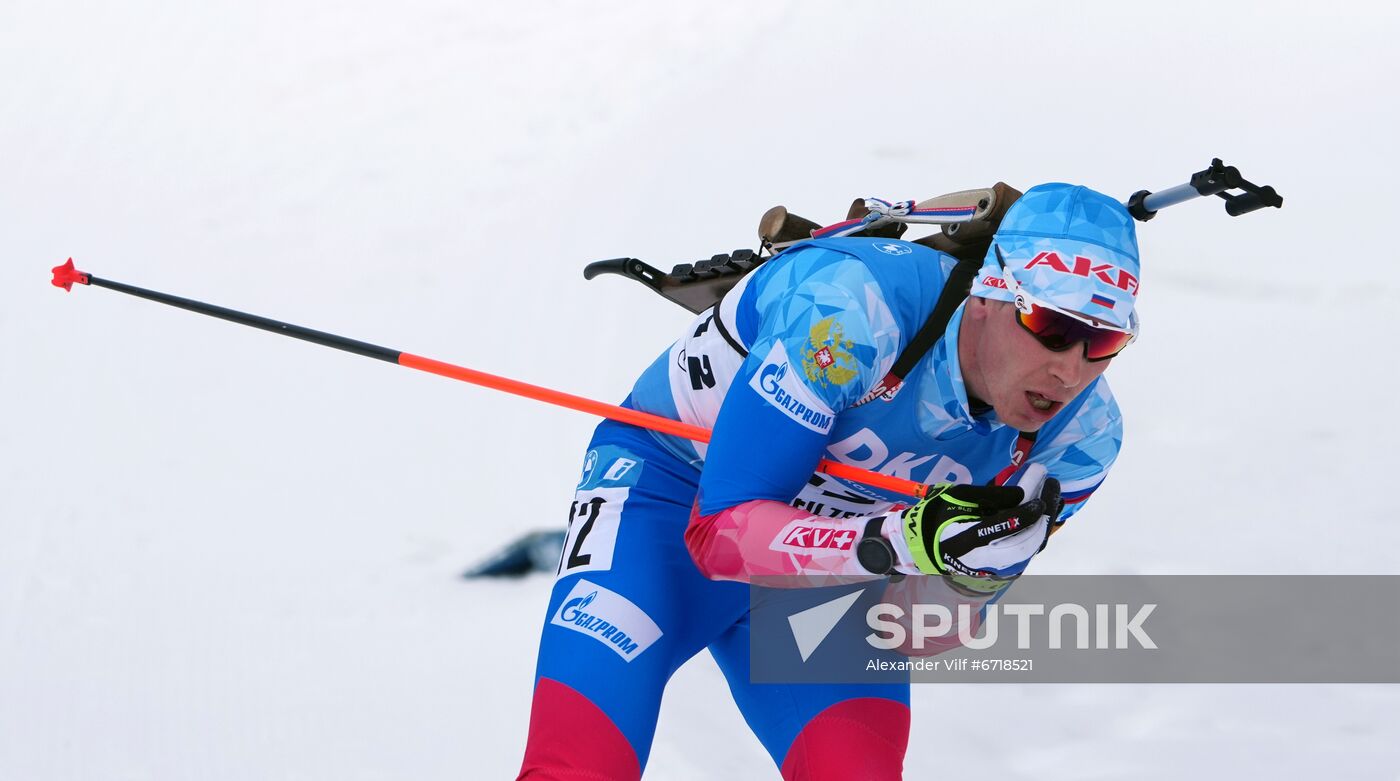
[517, 677, 642, 781]
[780, 697, 911, 781]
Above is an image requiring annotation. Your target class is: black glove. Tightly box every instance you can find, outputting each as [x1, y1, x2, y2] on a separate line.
[899, 479, 1062, 594]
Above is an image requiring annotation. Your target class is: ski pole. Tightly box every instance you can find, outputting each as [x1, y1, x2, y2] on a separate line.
[50, 259, 934, 500]
[1124, 158, 1283, 221]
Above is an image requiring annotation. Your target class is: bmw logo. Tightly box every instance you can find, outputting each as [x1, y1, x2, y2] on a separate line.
[577, 449, 599, 488]
[875, 243, 912, 256]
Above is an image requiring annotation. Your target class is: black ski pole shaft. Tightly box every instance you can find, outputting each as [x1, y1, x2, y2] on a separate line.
[57, 263, 401, 363]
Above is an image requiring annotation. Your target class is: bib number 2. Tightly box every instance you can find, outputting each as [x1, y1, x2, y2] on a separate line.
[557, 486, 628, 577]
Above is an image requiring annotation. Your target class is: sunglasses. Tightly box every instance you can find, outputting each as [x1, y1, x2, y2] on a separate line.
[995, 246, 1138, 363]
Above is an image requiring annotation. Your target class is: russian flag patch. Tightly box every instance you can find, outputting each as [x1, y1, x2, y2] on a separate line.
[1090, 293, 1115, 308]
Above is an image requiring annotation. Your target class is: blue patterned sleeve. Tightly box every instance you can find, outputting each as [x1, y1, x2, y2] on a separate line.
[697, 250, 898, 515]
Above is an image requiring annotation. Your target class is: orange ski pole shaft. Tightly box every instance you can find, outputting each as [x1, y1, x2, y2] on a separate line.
[396, 353, 928, 497]
[52, 259, 932, 499]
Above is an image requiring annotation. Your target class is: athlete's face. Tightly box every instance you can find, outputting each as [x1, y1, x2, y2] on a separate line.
[959, 298, 1110, 432]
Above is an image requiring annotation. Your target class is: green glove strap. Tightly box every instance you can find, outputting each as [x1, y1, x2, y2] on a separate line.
[901, 484, 980, 576]
[901, 502, 939, 575]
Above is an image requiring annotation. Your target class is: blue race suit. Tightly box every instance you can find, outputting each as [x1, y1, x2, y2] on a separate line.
[518, 237, 1122, 780]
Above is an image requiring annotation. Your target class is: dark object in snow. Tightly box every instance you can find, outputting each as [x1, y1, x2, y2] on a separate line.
[463, 530, 566, 578]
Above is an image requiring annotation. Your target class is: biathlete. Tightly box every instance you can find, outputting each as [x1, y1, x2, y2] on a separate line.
[518, 183, 1140, 780]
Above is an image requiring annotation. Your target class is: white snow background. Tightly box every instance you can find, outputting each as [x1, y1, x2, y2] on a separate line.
[3, 1, 1399, 778]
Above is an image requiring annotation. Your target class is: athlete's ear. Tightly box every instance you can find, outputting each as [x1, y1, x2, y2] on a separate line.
[966, 296, 991, 321]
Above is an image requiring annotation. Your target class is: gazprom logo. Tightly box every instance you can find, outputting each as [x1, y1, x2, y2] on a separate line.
[552, 580, 663, 661]
[560, 591, 598, 621]
[759, 361, 788, 393]
[748, 342, 835, 434]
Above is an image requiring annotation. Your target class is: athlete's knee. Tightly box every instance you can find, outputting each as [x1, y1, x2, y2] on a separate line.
[779, 697, 911, 781]
[517, 677, 642, 781]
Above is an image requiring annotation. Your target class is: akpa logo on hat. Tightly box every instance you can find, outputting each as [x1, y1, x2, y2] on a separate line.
[1023, 250, 1139, 296]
